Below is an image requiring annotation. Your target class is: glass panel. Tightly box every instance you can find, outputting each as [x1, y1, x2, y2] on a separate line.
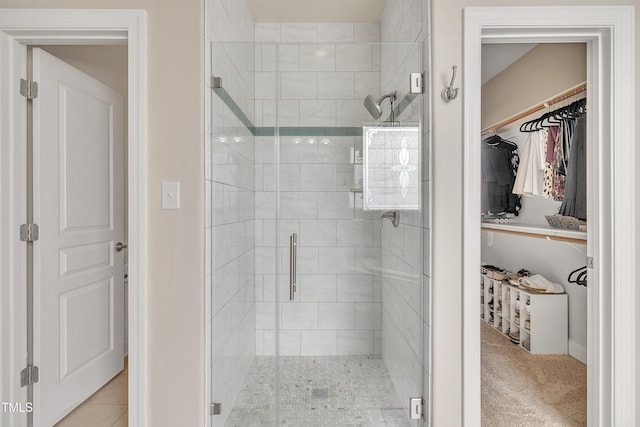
[276, 42, 424, 426]
[209, 41, 277, 426]
[208, 40, 428, 427]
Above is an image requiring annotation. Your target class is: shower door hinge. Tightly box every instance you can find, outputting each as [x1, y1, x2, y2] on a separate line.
[20, 223, 39, 242]
[211, 76, 222, 89]
[20, 78, 38, 99]
[409, 397, 424, 420]
[210, 402, 222, 415]
[20, 365, 39, 387]
[409, 72, 425, 94]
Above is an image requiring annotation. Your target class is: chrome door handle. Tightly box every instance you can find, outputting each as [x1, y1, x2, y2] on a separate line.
[289, 233, 297, 300]
[115, 242, 128, 252]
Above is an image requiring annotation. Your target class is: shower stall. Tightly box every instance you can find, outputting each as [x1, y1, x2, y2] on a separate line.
[207, 32, 430, 426]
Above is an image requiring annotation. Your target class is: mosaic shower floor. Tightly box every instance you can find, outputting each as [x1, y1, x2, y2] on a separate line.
[225, 355, 412, 427]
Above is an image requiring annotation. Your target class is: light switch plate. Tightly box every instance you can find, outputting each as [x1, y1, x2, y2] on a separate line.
[161, 181, 180, 209]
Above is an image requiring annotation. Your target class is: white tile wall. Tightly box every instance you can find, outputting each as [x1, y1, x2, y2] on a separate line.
[281, 23, 318, 43]
[317, 23, 355, 43]
[252, 22, 385, 360]
[298, 45, 336, 72]
[318, 303, 356, 329]
[301, 330, 338, 355]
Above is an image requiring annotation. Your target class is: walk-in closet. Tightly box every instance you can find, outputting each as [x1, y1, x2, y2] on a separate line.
[479, 43, 588, 426]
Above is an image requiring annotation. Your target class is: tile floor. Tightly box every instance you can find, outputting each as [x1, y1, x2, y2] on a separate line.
[54, 361, 128, 427]
[225, 355, 411, 426]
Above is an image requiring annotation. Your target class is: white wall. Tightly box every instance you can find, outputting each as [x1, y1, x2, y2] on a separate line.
[206, 0, 256, 425]
[0, 2, 206, 426]
[431, 1, 639, 425]
[481, 43, 586, 129]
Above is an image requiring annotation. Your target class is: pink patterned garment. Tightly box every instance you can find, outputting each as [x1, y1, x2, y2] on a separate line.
[552, 124, 566, 201]
[543, 126, 557, 199]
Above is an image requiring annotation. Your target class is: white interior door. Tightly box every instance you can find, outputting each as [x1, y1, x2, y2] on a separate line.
[31, 48, 125, 426]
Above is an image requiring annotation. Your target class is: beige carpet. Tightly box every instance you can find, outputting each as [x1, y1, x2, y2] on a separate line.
[481, 321, 587, 426]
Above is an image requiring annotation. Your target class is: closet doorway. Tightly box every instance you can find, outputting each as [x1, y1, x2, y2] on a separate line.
[462, 6, 636, 427]
[479, 42, 588, 425]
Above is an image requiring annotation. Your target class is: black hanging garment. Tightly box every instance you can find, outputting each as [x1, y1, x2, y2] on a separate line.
[481, 136, 521, 215]
[559, 114, 587, 219]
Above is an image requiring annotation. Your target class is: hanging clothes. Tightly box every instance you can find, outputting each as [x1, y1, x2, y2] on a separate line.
[559, 114, 587, 219]
[551, 119, 575, 201]
[482, 136, 521, 215]
[512, 130, 545, 196]
[543, 126, 558, 199]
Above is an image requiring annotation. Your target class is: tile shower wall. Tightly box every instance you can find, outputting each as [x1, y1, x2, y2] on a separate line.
[206, 0, 256, 425]
[254, 23, 385, 356]
[380, 0, 432, 421]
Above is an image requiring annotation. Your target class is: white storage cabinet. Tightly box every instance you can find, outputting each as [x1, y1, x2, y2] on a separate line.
[481, 274, 568, 354]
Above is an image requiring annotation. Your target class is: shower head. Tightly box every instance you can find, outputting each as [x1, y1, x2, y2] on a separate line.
[363, 91, 397, 119]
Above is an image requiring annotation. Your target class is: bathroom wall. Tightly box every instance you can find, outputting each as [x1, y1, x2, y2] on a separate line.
[206, 0, 256, 425]
[380, 0, 432, 418]
[253, 23, 386, 356]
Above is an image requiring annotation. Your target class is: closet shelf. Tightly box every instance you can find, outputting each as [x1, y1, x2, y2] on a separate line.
[481, 222, 587, 244]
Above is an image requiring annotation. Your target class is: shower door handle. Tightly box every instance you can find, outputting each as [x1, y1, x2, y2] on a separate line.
[289, 233, 297, 300]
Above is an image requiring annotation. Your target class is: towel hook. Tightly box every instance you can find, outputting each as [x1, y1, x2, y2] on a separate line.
[441, 65, 459, 102]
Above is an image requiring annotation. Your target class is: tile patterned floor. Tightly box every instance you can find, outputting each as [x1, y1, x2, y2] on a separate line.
[54, 361, 128, 427]
[225, 355, 411, 427]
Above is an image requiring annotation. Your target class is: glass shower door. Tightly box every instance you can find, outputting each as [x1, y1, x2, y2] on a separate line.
[209, 41, 278, 426]
[275, 41, 427, 426]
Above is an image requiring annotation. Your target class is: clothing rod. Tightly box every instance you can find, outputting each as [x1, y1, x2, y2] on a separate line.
[482, 83, 587, 134]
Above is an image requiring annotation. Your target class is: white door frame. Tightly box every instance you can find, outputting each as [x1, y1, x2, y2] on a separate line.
[463, 6, 636, 427]
[0, 9, 148, 427]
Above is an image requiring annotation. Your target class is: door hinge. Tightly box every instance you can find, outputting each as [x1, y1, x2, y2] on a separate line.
[20, 365, 39, 387]
[20, 78, 38, 99]
[587, 256, 594, 269]
[210, 402, 222, 416]
[409, 396, 424, 420]
[20, 223, 39, 242]
[409, 72, 425, 94]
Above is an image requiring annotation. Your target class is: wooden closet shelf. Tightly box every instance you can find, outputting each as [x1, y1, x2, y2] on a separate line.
[481, 222, 587, 244]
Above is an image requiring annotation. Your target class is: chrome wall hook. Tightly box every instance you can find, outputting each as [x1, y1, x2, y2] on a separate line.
[441, 65, 459, 102]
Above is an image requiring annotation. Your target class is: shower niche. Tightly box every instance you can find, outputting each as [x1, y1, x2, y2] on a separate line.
[208, 33, 430, 426]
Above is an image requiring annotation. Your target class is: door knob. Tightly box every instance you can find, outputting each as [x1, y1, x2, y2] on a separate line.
[115, 242, 128, 251]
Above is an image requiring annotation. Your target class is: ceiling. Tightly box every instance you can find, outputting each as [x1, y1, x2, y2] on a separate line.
[247, 0, 388, 23]
[481, 44, 537, 85]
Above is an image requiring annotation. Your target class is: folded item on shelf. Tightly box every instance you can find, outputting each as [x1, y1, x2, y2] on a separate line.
[518, 274, 565, 294]
[488, 270, 508, 280]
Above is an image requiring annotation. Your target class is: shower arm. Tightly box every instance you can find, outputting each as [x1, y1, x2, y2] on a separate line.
[376, 91, 397, 105]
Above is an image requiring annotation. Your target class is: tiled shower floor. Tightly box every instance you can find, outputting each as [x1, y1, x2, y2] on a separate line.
[225, 355, 412, 427]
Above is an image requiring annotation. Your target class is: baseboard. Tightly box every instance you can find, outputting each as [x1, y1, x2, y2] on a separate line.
[569, 339, 587, 364]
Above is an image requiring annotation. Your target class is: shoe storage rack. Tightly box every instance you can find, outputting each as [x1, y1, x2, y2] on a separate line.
[481, 274, 568, 354]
